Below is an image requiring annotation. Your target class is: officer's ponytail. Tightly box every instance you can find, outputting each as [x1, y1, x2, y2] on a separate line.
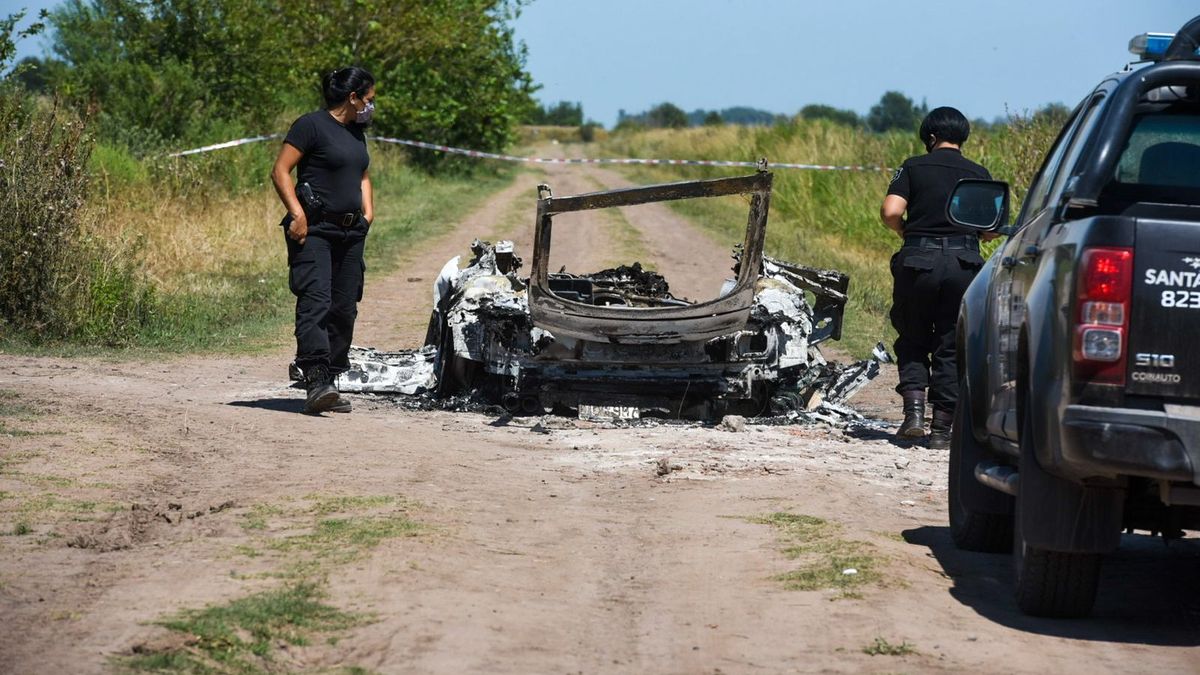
[322, 67, 376, 108]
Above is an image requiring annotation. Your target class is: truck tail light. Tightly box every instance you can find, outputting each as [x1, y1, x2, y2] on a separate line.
[1074, 247, 1133, 385]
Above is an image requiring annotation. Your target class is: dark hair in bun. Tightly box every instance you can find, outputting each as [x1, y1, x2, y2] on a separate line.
[321, 67, 375, 107]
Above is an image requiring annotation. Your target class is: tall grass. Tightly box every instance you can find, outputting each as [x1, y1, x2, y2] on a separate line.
[82, 142, 516, 352]
[2, 96, 519, 353]
[0, 92, 156, 343]
[602, 118, 1061, 357]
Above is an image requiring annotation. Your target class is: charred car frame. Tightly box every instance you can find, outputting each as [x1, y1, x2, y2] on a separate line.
[352, 167, 888, 421]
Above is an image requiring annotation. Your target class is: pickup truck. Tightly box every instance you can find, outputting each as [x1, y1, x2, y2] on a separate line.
[944, 16, 1200, 617]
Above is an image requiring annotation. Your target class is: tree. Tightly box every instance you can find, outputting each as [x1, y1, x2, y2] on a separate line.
[1033, 102, 1070, 126]
[578, 120, 599, 142]
[12, 56, 65, 92]
[48, 0, 296, 141]
[44, 0, 537, 165]
[281, 0, 536, 166]
[799, 104, 859, 127]
[715, 106, 779, 125]
[867, 91, 925, 133]
[685, 109, 724, 126]
[620, 104, 782, 129]
[646, 102, 687, 129]
[613, 116, 645, 132]
[1, 8, 48, 79]
[528, 100, 582, 126]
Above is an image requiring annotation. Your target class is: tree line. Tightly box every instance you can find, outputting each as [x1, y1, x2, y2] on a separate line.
[8, 1, 538, 166]
[593, 93, 1069, 133]
[6, 2, 1072, 152]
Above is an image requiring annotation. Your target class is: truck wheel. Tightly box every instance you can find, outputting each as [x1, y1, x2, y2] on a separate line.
[1012, 414, 1102, 618]
[948, 385, 1013, 552]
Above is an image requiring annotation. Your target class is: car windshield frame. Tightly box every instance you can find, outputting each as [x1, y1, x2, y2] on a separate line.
[527, 171, 772, 344]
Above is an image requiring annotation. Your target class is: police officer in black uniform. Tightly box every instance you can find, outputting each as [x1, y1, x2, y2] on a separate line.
[271, 67, 377, 414]
[880, 107, 991, 448]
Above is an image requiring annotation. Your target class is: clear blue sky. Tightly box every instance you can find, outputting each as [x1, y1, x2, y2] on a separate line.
[9, 0, 1198, 128]
[513, 0, 1197, 127]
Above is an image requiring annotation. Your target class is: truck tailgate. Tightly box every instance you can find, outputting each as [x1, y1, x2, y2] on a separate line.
[1128, 219, 1200, 399]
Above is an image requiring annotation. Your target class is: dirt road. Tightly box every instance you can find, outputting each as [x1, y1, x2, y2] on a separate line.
[2, 158, 1199, 674]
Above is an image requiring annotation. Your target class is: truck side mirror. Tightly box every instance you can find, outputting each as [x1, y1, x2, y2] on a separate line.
[946, 179, 1010, 231]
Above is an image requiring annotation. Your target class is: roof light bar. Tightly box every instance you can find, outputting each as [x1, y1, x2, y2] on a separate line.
[1129, 32, 1176, 60]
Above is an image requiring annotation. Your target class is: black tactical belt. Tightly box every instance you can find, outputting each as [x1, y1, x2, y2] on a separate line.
[903, 234, 979, 250]
[318, 210, 361, 227]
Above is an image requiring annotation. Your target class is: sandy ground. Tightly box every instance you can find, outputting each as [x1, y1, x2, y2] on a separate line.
[1, 157, 1199, 674]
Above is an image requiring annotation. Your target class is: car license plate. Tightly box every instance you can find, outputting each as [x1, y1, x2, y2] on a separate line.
[578, 403, 640, 421]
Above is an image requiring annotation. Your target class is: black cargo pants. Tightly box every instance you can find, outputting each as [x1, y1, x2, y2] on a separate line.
[889, 236, 984, 413]
[283, 214, 368, 375]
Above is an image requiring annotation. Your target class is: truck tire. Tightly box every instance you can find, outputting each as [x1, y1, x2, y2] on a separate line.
[1012, 413, 1102, 618]
[948, 382, 1013, 553]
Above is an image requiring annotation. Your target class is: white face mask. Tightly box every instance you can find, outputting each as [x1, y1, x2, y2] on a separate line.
[355, 99, 375, 125]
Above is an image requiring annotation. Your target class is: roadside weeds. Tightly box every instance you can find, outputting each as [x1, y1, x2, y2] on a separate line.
[117, 493, 426, 673]
[862, 636, 918, 656]
[749, 512, 884, 597]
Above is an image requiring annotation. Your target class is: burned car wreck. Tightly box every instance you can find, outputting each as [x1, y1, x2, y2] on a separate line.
[331, 169, 888, 421]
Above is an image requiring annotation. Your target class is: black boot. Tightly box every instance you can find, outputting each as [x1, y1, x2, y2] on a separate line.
[303, 364, 338, 414]
[329, 384, 352, 413]
[928, 408, 953, 449]
[897, 391, 926, 438]
[327, 370, 351, 412]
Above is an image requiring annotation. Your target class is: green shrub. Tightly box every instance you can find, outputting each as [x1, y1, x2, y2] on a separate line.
[0, 90, 156, 344]
[88, 142, 148, 191]
[72, 234, 157, 343]
[48, 0, 296, 144]
[44, 0, 536, 172]
[0, 93, 89, 335]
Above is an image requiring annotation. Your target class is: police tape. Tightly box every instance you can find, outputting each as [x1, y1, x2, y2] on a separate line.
[167, 132, 890, 172]
[166, 133, 282, 157]
[370, 136, 890, 171]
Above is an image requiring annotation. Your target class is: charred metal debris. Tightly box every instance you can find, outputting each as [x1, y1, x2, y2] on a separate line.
[314, 168, 891, 422]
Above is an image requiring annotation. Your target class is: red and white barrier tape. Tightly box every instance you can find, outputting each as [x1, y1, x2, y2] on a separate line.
[168, 132, 890, 172]
[371, 136, 889, 171]
[167, 133, 282, 157]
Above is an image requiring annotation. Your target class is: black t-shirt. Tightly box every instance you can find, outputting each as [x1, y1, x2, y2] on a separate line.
[886, 147, 991, 238]
[284, 110, 370, 213]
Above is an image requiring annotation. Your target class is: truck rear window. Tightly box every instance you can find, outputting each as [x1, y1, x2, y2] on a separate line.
[1114, 113, 1200, 188]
